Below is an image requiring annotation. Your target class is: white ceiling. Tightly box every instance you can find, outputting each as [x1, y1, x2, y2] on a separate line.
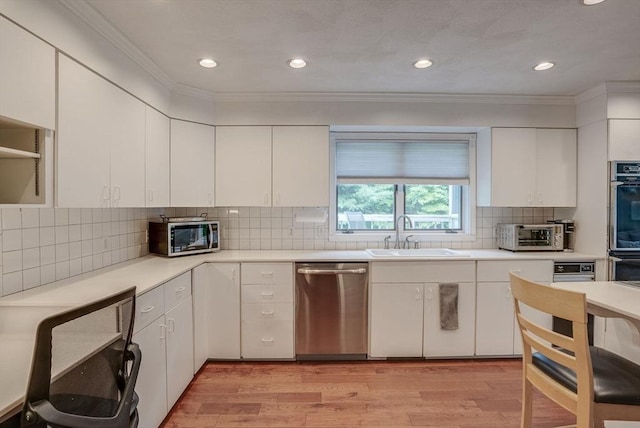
[77, 0, 640, 96]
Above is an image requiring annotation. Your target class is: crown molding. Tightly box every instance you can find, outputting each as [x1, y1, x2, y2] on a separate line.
[57, 0, 174, 90]
[605, 81, 640, 93]
[172, 85, 576, 105]
[575, 83, 607, 104]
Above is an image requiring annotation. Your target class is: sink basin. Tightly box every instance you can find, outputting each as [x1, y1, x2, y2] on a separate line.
[366, 248, 469, 257]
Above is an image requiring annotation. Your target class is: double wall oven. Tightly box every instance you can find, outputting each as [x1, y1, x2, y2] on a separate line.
[609, 161, 640, 283]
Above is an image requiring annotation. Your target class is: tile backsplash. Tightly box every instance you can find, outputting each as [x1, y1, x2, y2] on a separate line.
[1, 206, 557, 297]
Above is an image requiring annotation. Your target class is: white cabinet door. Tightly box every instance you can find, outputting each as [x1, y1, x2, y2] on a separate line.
[475, 282, 515, 356]
[609, 119, 640, 161]
[215, 126, 271, 207]
[132, 316, 168, 428]
[535, 128, 577, 207]
[272, 126, 329, 207]
[0, 16, 55, 129]
[192, 264, 208, 372]
[57, 54, 111, 208]
[145, 106, 170, 207]
[170, 119, 215, 207]
[370, 283, 424, 358]
[109, 86, 145, 207]
[423, 282, 476, 358]
[490, 128, 537, 207]
[204, 263, 241, 359]
[482, 128, 576, 207]
[165, 296, 194, 409]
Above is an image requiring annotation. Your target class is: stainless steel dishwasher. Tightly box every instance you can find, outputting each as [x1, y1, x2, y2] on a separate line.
[295, 262, 368, 360]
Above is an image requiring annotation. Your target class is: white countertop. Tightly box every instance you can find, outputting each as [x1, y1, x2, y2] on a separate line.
[0, 248, 601, 420]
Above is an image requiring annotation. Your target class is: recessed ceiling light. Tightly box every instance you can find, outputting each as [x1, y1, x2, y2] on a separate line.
[582, 0, 606, 5]
[413, 59, 434, 69]
[288, 58, 307, 69]
[533, 62, 555, 71]
[198, 58, 217, 68]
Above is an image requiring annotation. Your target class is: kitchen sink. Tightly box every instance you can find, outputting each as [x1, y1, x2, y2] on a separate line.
[365, 248, 469, 257]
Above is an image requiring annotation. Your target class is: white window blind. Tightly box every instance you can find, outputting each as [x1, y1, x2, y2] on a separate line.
[335, 134, 471, 185]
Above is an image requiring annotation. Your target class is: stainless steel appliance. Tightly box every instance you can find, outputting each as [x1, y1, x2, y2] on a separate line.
[149, 216, 220, 257]
[496, 223, 564, 252]
[552, 261, 595, 345]
[609, 161, 640, 282]
[547, 219, 575, 252]
[295, 262, 368, 359]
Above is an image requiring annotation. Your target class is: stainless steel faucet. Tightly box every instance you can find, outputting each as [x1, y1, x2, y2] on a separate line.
[394, 215, 413, 249]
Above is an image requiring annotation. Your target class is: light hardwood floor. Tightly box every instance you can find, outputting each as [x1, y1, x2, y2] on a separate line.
[160, 359, 575, 428]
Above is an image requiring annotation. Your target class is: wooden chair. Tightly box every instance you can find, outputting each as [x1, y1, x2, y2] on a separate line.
[509, 272, 640, 428]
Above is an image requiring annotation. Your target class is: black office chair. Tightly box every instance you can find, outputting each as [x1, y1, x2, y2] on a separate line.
[21, 287, 141, 428]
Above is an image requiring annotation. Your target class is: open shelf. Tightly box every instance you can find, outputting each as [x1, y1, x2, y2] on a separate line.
[0, 146, 41, 159]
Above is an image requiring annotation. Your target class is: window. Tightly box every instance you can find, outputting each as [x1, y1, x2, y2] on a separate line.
[330, 132, 476, 240]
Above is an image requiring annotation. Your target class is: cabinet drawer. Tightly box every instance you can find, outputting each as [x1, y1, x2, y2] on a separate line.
[134, 285, 165, 333]
[241, 302, 293, 322]
[164, 271, 192, 311]
[241, 320, 294, 359]
[241, 263, 292, 285]
[477, 260, 552, 282]
[241, 283, 293, 303]
[371, 261, 476, 283]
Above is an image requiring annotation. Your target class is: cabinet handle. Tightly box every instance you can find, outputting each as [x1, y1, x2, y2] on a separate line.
[416, 287, 422, 300]
[264, 193, 270, 206]
[261, 310, 275, 317]
[113, 186, 121, 205]
[425, 287, 433, 300]
[261, 291, 274, 298]
[261, 337, 274, 343]
[141, 306, 154, 314]
[175, 286, 186, 294]
[275, 194, 281, 206]
[260, 271, 274, 277]
[148, 189, 153, 202]
[102, 186, 110, 206]
[168, 318, 175, 333]
[506, 287, 512, 300]
[160, 324, 166, 340]
[232, 267, 236, 281]
[527, 192, 533, 205]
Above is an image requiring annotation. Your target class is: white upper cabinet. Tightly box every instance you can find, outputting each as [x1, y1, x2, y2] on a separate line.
[0, 17, 55, 129]
[57, 54, 145, 208]
[609, 119, 640, 161]
[478, 127, 577, 207]
[145, 107, 170, 207]
[215, 126, 272, 207]
[272, 126, 329, 207]
[215, 126, 329, 207]
[170, 119, 215, 207]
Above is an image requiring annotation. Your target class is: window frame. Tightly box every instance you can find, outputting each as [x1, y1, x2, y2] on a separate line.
[329, 132, 477, 242]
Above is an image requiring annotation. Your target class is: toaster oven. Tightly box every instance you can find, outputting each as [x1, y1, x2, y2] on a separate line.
[496, 223, 564, 252]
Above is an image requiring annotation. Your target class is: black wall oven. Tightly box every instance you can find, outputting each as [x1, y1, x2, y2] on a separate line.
[610, 161, 640, 282]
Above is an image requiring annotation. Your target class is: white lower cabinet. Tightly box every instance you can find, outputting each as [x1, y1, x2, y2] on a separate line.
[192, 263, 241, 361]
[423, 281, 476, 358]
[475, 260, 552, 356]
[370, 283, 424, 358]
[369, 261, 476, 359]
[240, 263, 294, 359]
[132, 315, 167, 428]
[132, 271, 193, 427]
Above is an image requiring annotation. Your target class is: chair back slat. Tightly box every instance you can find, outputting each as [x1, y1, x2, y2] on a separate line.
[517, 312, 577, 352]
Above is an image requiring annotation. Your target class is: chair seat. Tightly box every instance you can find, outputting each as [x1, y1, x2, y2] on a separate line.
[533, 347, 640, 406]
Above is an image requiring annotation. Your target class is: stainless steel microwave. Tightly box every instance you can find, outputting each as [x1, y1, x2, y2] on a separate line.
[149, 217, 220, 257]
[496, 223, 564, 252]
